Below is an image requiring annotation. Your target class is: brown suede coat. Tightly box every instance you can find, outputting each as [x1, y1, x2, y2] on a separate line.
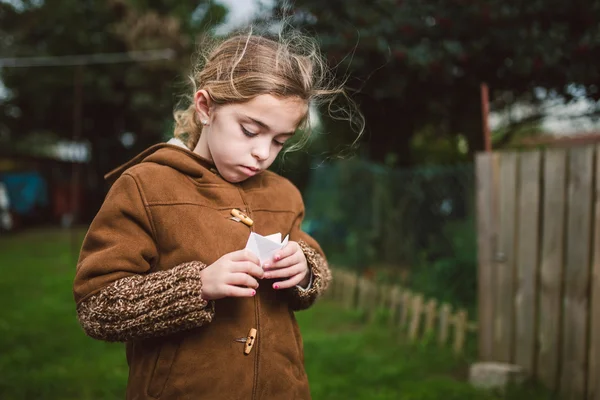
[73, 144, 330, 400]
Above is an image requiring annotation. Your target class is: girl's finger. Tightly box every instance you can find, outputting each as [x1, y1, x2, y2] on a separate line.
[263, 264, 304, 280]
[228, 249, 261, 265]
[263, 254, 298, 271]
[271, 273, 305, 290]
[232, 261, 264, 278]
[227, 273, 259, 289]
[224, 285, 257, 298]
[271, 242, 299, 263]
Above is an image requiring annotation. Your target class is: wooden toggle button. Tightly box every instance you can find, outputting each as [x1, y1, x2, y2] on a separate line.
[244, 328, 257, 355]
[231, 208, 253, 227]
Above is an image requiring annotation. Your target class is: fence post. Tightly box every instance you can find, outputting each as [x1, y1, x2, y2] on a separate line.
[514, 150, 542, 373]
[536, 148, 567, 391]
[424, 299, 437, 335]
[475, 152, 498, 362]
[561, 146, 595, 399]
[588, 144, 600, 400]
[409, 295, 424, 341]
[399, 291, 412, 331]
[454, 310, 467, 354]
[388, 286, 401, 327]
[344, 271, 358, 309]
[438, 303, 451, 346]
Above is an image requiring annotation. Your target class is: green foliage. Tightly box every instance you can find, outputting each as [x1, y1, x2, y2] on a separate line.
[0, 0, 226, 171]
[303, 158, 475, 276]
[303, 157, 479, 313]
[409, 218, 478, 311]
[268, 0, 600, 160]
[410, 125, 471, 165]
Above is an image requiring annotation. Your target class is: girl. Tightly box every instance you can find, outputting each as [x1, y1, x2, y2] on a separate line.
[73, 27, 362, 399]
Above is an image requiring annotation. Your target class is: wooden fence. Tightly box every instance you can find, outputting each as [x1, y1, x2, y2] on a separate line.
[326, 268, 476, 354]
[476, 144, 600, 400]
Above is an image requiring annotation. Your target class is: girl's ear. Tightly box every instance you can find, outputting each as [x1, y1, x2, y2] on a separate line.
[194, 89, 212, 125]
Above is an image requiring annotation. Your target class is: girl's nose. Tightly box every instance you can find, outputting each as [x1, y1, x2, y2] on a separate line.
[251, 143, 270, 161]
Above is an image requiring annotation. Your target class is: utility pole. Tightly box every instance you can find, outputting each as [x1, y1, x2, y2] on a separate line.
[481, 82, 491, 152]
[71, 64, 83, 260]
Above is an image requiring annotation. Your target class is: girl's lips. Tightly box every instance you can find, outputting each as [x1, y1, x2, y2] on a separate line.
[241, 166, 260, 176]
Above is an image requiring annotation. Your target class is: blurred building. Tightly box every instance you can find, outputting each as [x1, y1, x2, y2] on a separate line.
[0, 140, 91, 230]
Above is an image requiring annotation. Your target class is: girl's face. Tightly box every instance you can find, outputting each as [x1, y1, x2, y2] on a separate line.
[193, 92, 307, 183]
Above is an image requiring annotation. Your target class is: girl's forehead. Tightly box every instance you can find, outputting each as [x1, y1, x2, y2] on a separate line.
[225, 95, 308, 131]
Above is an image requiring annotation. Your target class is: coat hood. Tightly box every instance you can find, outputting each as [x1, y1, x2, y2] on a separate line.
[104, 142, 215, 186]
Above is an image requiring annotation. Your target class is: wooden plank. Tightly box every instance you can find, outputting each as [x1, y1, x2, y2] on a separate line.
[341, 271, 350, 304]
[588, 144, 600, 400]
[327, 268, 337, 300]
[424, 299, 437, 334]
[400, 291, 412, 330]
[439, 303, 451, 345]
[378, 285, 389, 309]
[333, 269, 342, 300]
[388, 286, 401, 327]
[339, 271, 346, 301]
[537, 148, 567, 390]
[454, 310, 468, 354]
[358, 277, 369, 312]
[409, 295, 424, 341]
[345, 272, 358, 309]
[367, 281, 378, 322]
[514, 150, 542, 373]
[494, 151, 518, 363]
[475, 152, 499, 361]
[560, 145, 595, 399]
[339, 271, 347, 305]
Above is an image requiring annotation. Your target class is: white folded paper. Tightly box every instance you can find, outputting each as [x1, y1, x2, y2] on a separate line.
[245, 232, 289, 265]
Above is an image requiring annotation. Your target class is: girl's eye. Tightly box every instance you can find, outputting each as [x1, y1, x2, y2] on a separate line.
[241, 126, 257, 138]
[273, 140, 285, 147]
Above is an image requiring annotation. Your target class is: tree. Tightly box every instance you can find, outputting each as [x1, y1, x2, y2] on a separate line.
[269, 0, 600, 165]
[0, 0, 226, 217]
[0, 0, 226, 157]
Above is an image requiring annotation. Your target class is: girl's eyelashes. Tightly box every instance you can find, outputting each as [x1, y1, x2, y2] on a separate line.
[242, 124, 286, 146]
[241, 125, 257, 138]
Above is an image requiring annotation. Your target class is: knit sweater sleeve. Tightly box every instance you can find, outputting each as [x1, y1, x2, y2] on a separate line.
[285, 240, 332, 311]
[73, 173, 214, 342]
[76, 261, 215, 342]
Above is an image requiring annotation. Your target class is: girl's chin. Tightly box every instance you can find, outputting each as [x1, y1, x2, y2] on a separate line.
[221, 170, 250, 184]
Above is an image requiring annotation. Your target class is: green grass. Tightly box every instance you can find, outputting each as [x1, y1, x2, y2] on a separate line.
[0, 228, 553, 399]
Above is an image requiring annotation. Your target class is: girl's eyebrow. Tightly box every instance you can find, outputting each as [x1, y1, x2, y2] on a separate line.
[245, 115, 295, 136]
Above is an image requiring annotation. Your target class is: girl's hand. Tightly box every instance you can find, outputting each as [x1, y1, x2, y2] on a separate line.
[200, 250, 264, 300]
[263, 241, 309, 289]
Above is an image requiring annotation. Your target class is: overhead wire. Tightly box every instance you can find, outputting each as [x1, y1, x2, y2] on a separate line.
[0, 49, 175, 68]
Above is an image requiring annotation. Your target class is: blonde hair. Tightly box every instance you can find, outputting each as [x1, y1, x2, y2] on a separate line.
[173, 26, 364, 152]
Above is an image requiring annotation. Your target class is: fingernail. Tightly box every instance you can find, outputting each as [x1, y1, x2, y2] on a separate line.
[263, 263, 270, 268]
[273, 284, 279, 289]
[252, 290, 256, 296]
[274, 254, 280, 261]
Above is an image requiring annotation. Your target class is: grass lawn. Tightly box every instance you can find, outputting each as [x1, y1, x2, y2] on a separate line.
[0, 228, 553, 399]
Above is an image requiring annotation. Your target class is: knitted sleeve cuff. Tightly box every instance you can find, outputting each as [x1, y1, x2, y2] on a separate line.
[287, 240, 332, 311]
[76, 261, 214, 342]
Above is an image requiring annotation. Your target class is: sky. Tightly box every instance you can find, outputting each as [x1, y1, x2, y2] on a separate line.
[214, 0, 273, 34]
